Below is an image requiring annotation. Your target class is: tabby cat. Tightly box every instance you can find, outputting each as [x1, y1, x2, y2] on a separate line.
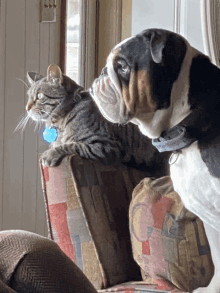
[23, 64, 170, 178]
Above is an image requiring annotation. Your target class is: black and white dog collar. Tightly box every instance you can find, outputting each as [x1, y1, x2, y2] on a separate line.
[152, 106, 218, 153]
[152, 125, 196, 153]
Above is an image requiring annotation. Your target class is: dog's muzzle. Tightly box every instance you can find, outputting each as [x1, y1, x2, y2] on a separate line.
[89, 72, 131, 124]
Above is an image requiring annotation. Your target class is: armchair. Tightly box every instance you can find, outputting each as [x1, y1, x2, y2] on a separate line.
[40, 155, 213, 293]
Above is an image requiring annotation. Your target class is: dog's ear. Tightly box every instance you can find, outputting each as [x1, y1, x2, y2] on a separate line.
[148, 31, 167, 63]
[143, 29, 187, 83]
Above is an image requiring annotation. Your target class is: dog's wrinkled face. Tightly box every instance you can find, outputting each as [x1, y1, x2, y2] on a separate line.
[90, 28, 201, 138]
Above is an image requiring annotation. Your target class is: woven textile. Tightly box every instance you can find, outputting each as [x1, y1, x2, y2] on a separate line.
[129, 177, 214, 292]
[40, 155, 147, 290]
[0, 230, 56, 284]
[0, 230, 97, 293]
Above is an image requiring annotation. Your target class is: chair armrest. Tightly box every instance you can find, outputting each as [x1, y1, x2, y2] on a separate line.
[39, 155, 147, 289]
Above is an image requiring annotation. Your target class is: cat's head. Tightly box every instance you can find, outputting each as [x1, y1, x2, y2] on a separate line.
[26, 64, 83, 123]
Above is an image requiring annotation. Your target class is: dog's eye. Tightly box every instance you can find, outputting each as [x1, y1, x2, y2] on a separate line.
[117, 59, 130, 75]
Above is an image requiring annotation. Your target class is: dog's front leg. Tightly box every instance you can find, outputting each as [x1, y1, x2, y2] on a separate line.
[193, 222, 220, 293]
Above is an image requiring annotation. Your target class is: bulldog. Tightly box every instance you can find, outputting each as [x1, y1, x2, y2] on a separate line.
[90, 28, 220, 292]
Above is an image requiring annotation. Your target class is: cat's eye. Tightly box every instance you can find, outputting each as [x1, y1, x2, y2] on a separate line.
[37, 93, 44, 100]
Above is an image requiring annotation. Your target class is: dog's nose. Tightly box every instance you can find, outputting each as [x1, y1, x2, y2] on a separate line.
[101, 67, 108, 76]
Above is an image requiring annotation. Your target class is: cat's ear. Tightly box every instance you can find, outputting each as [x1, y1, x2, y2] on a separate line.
[47, 64, 63, 84]
[27, 72, 44, 85]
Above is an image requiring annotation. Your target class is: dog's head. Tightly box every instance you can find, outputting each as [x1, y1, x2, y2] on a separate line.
[90, 29, 202, 138]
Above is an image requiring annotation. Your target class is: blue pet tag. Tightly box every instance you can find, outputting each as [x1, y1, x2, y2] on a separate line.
[43, 127, 58, 143]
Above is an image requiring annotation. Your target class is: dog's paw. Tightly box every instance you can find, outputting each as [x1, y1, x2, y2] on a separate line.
[41, 149, 64, 167]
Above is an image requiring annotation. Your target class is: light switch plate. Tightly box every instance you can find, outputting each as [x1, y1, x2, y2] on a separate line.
[41, 0, 57, 23]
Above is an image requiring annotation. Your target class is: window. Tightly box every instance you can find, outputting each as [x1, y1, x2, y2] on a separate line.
[61, 0, 99, 88]
[61, 0, 123, 89]
[66, 0, 80, 83]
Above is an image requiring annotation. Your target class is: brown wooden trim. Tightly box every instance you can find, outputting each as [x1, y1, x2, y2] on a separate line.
[79, 0, 99, 88]
[97, 0, 122, 74]
[121, 0, 132, 40]
[114, 0, 122, 45]
[60, 0, 67, 73]
[78, 0, 86, 87]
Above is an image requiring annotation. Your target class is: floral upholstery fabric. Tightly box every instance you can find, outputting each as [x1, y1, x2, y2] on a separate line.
[129, 176, 214, 292]
[40, 155, 147, 290]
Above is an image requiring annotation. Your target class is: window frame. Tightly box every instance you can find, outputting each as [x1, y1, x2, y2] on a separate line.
[60, 0, 124, 89]
[201, 0, 219, 66]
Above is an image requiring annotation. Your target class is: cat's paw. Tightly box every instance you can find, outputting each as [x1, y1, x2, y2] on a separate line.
[41, 149, 64, 167]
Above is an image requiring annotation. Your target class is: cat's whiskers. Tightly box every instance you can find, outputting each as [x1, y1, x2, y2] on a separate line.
[33, 110, 44, 132]
[14, 114, 29, 132]
[14, 114, 26, 132]
[22, 115, 30, 133]
[41, 109, 55, 120]
[14, 114, 31, 139]
[34, 121, 39, 132]
[33, 112, 41, 131]
[16, 78, 29, 89]
[39, 113, 44, 131]
[30, 110, 53, 132]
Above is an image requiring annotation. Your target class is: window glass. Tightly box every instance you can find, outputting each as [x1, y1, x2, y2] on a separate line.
[132, 0, 204, 53]
[66, 0, 80, 83]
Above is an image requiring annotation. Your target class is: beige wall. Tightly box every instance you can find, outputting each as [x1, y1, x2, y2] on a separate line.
[0, 0, 61, 236]
[0, 0, 132, 236]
